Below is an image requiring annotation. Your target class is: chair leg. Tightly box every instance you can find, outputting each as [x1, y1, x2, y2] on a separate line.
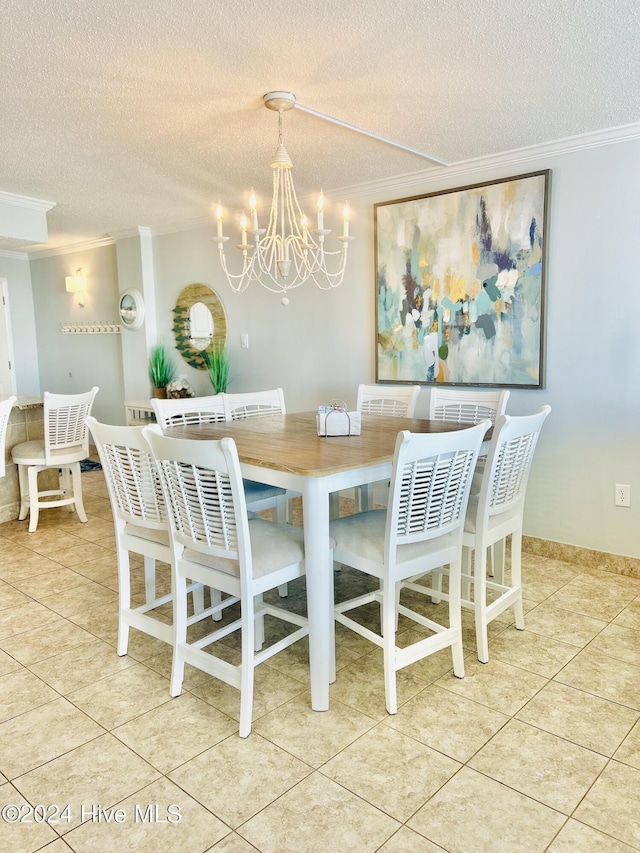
[274, 496, 289, 599]
[329, 555, 336, 684]
[329, 491, 340, 520]
[210, 588, 223, 621]
[359, 483, 374, 512]
[461, 547, 473, 603]
[70, 463, 88, 522]
[27, 465, 40, 532]
[60, 467, 73, 513]
[192, 584, 205, 615]
[431, 569, 443, 605]
[170, 572, 188, 697]
[117, 545, 132, 656]
[511, 531, 525, 630]
[143, 556, 156, 606]
[239, 594, 256, 738]
[382, 580, 398, 715]
[448, 558, 465, 679]
[493, 537, 506, 585]
[17, 465, 29, 520]
[474, 546, 490, 664]
[254, 594, 264, 651]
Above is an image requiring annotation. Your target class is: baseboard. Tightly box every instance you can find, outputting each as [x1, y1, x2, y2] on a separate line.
[523, 536, 640, 580]
[0, 502, 20, 524]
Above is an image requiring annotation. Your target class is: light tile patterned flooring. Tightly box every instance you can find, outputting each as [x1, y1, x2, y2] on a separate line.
[0, 469, 639, 852]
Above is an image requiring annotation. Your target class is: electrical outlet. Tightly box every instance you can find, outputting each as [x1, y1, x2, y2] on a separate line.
[241, 333, 249, 349]
[615, 484, 631, 507]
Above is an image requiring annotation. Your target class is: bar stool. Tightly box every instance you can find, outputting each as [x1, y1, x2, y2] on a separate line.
[12, 387, 98, 531]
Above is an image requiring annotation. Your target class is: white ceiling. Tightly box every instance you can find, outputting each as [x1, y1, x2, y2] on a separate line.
[2, 0, 639, 253]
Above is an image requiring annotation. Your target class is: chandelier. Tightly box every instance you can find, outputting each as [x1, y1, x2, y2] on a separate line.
[213, 92, 354, 305]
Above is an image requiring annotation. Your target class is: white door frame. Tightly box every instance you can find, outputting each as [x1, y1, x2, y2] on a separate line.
[0, 278, 17, 395]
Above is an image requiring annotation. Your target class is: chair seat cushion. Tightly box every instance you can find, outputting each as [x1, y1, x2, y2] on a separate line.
[124, 523, 170, 547]
[11, 440, 46, 465]
[183, 517, 307, 579]
[330, 510, 455, 565]
[12, 439, 86, 466]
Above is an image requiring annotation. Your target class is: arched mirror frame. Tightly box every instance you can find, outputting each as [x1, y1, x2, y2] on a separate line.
[173, 283, 227, 370]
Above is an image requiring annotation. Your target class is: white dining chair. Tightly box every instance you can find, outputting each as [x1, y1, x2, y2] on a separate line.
[330, 420, 489, 715]
[223, 387, 298, 597]
[357, 383, 420, 418]
[153, 392, 290, 519]
[87, 417, 209, 654]
[151, 394, 226, 427]
[428, 386, 511, 579]
[428, 387, 510, 425]
[222, 387, 286, 420]
[143, 426, 311, 738]
[0, 396, 16, 479]
[12, 387, 98, 532]
[354, 383, 421, 512]
[425, 405, 551, 663]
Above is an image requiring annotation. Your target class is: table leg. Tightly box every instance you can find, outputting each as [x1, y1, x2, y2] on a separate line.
[302, 477, 331, 711]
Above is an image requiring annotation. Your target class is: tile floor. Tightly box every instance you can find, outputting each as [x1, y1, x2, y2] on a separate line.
[0, 469, 639, 852]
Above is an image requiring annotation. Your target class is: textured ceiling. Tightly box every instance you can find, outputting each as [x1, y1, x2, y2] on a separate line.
[1, 0, 639, 252]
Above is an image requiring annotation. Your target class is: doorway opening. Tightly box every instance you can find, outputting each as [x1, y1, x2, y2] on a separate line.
[0, 279, 17, 395]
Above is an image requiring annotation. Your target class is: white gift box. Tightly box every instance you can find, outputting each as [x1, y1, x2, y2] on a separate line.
[316, 408, 361, 436]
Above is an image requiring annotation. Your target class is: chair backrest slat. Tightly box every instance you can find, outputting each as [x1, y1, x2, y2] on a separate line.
[143, 428, 251, 575]
[44, 387, 98, 463]
[86, 417, 166, 529]
[151, 394, 226, 428]
[483, 406, 551, 521]
[357, 384, 420, 418]
[388, 422, 489, 555]
[429, 388, 510, 425]
[223, 388, 286, 421]
[158, 459, 237, 551]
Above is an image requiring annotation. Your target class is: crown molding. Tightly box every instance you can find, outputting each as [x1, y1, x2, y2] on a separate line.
[26, 236, 115, 259]
[148, 215, 213, 237]
[108, 225, 154, 241]
[331, 121, 640, 201]
[0, 190, 56, 213]
[0, 249, 29, 260]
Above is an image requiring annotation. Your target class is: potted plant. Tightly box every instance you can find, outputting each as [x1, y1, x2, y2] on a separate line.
[205, 343, 229, 394]
[148, 343, 176, 398]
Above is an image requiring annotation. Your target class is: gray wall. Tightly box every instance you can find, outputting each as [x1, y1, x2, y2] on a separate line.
[29, 244, 124, 425]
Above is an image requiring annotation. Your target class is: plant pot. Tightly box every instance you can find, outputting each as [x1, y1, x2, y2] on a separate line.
[152, 387, 167, 399]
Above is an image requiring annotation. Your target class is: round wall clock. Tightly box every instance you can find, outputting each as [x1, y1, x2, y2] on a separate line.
[118, 289, 145, 330]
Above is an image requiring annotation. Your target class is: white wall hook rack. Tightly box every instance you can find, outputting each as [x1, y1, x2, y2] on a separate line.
[61, 321, 121, 335]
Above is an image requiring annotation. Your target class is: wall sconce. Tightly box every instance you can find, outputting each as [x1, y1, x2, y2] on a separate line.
[65, 268, 87, 307]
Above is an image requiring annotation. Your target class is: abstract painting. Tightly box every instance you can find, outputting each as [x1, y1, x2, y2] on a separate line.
[375, 170, 549, 388]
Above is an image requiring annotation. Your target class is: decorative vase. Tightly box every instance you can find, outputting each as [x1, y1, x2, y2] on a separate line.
[152, 387, 167, 399]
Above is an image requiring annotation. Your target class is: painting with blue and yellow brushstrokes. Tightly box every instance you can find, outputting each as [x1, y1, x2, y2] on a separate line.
[375, 170, 549, 388]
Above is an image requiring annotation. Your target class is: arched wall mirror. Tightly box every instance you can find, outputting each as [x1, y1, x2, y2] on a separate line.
[173, 283, 227, 370]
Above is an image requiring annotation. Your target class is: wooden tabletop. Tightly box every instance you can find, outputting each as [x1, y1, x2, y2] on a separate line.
[165, 411, 476, 478]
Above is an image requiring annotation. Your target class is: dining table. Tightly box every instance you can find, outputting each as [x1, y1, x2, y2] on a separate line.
[165, 410, 479, 712]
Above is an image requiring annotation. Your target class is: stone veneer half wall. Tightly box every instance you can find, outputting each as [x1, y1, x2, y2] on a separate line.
[0, 397, 54, 523]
